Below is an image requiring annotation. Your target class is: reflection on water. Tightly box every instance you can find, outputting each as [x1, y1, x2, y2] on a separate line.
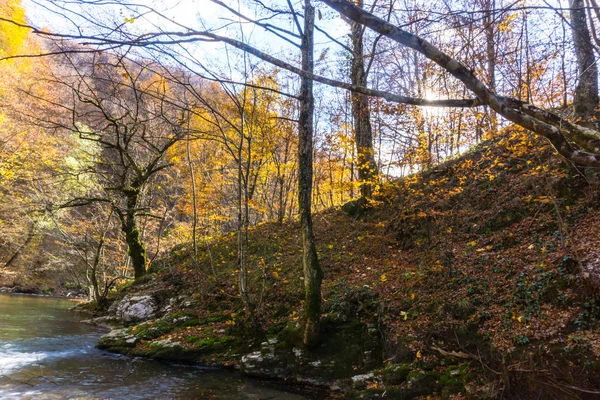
[0, 294, 308, 399]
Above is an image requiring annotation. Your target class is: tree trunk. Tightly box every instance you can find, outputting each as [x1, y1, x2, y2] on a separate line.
[570, 0, 599, 121]
[350, 0, 378, 199]
[3, 223, 35, 269]
[121, 189, 146, 280]
[484, 0, 497, 132]
[299, 0, 323, 348]
[186, 116, 199, 265]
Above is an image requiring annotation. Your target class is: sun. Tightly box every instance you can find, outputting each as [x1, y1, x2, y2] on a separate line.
[422, 88, 446, 117]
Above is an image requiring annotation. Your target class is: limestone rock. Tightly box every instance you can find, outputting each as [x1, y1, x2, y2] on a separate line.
[115, 295, 158, 323]
[97, 328, 138, 349]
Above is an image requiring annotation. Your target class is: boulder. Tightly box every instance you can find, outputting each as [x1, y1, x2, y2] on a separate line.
[115, 295, 158, 323]
[97, 328, 138, 349]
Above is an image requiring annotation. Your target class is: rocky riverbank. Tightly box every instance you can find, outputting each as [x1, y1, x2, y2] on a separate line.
[75, 131, 600, 399]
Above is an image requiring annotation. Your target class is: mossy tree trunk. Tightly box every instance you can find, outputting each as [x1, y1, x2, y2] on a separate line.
[299, 0, 323, 348]
[118, 186, 147, 280]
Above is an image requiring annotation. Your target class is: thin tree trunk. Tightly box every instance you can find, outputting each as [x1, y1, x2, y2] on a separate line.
[3, 223, 35, 269]
[570, 0, 600, 121]
[187, 113, 199, 265]
[299, 0, 323, 348]
[484, 0, 497, 132]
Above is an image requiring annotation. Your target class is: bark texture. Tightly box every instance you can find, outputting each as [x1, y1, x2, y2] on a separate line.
[120, 187, 147, 280]
[350, 0, 378, 199]
[570, 0, 599, 121]
[299, 0, 323, 348]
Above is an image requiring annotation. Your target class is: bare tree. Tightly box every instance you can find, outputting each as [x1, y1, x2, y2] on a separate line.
[40, 51, 189, 279]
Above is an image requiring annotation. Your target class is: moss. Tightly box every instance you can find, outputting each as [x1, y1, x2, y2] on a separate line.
[381, 363, 412, 385]
[185, 336, 234, 350]
[168, 313, 201, 327]
[277, 322, 303, 347]
[132, 320, 173, 340]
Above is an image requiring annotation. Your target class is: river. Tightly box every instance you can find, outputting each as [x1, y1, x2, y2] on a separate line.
[0, 293, 309, 399]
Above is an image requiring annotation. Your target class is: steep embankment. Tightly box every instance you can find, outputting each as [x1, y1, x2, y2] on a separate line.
[95, 128, 600, 399]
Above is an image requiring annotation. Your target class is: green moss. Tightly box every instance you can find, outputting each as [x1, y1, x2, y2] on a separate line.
[169, 313, 201, 327]
[381, 364, 412, 385]
[407, 370, 441, 392]
[132, 320, 173, 340]
[185, 336, 234, 349]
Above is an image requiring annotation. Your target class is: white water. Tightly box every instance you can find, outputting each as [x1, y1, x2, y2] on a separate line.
[0, 293, 309, 400]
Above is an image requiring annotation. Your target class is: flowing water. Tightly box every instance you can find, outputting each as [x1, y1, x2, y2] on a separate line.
[0, 293, 308, 399]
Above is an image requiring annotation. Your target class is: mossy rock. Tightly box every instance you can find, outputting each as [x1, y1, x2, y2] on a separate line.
[407, 370, 442, 395]
[382, 363, 412, 385]
[131, 320, 173, 340]
[168, 312, 201, 327]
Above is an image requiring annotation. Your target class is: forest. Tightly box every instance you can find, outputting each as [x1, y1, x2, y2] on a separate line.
[2, 0, 600, 398]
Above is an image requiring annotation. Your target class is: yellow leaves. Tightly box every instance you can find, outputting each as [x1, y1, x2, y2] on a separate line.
[0, 0, 29, 58]
[489, 174, 495, 181]
[380, 274, 388, 283]
[498, 13, 517, 32]
[327, 244, 334, 249]
[534, 196, 553, 204]
[225, 320, 235, 326]
[400, 311, 408, 320]
[416, 350, 422, 359]
[410, 293, 416, 300]
[271, 271, 280, 279]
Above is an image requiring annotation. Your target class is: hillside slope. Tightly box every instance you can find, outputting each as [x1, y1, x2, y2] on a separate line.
[97, 128, 600, 399]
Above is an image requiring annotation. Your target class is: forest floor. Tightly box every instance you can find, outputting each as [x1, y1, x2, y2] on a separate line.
[91, 128, 600, 399]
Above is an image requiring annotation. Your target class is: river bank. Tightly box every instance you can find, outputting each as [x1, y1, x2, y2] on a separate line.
[85, 132, 600, 399]
[0, 293, 317, 399]
[7, 130, 600, 398]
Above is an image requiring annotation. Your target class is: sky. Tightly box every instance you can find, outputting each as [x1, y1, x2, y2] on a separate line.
[21, 0, 350, 78]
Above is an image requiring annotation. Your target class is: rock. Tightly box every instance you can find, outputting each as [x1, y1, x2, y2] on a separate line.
[351, 373, 374, 383]
[160, 296, 185, 314]
[115, 295, 158, 323]
[151, 338, 182, 348]
[97, 328, 138, 349]
[351, 372, 374, 390]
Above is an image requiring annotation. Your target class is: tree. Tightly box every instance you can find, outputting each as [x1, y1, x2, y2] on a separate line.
[349, 0, 378, 200]
[569, 0, 599, 122]
[42, 52, 189, 279]
[297, 0, 323, 347]
[321, 0, 600, 167]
